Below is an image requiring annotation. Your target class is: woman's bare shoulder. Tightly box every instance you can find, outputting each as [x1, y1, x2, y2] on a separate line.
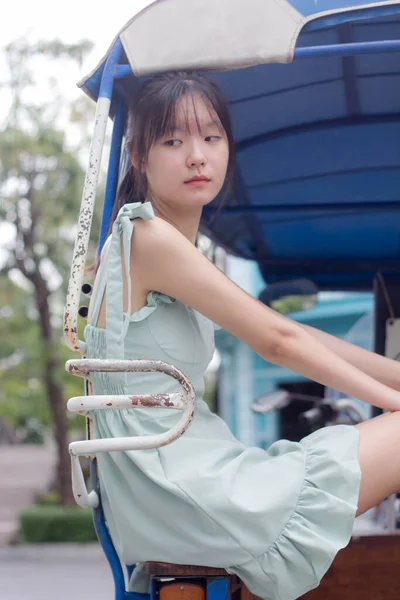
[131, 215, 296, 357]
[132, 213, 186, 241]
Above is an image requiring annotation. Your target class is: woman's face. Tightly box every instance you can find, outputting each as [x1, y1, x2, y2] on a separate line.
[142, 93, 229, 212]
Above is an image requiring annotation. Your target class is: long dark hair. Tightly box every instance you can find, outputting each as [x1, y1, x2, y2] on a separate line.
[108, 71, 235, 231]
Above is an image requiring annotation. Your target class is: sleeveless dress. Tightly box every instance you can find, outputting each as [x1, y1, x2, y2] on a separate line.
[84, 202, 361, 600]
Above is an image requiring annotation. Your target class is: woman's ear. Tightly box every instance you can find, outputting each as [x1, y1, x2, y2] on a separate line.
[130, 153, 139, 169]
[130, 153, 146, 173]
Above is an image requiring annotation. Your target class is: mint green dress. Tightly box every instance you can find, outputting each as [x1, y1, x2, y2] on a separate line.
[84, 202, 361, 600]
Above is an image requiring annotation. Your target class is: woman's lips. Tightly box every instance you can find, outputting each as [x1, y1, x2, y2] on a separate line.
[186, 180, 209, 186]
[185, 178, 210, 186]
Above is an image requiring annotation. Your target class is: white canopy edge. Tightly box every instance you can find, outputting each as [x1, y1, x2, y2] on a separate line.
[78, 0, 400, 95]
[78, 0, 304, 95]
[120, 0, 304, 75]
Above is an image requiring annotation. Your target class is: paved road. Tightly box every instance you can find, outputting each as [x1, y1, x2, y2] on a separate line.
[0, 544, 115, 600]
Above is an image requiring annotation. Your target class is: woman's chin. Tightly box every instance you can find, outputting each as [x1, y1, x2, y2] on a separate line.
[183, 185, 219, 206]
[152, 187, 218, 211]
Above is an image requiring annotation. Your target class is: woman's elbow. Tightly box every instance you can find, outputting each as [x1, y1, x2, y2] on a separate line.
[258, 325, 304, 364]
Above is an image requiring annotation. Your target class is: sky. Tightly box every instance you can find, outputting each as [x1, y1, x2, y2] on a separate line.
[1, 0, 155, 117]
[2, 0, 155, 63]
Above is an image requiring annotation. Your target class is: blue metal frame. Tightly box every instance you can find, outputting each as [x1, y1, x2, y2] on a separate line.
[99, 40, 123, 101]
[90, 460, 149, 600]
[295, 38, 400, 58]
[114, 39, 400, 83]
[93, 39, 126, 256]
[98, 96, 126, 254]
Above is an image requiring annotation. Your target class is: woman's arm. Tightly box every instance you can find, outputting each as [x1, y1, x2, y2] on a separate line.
[133, 217, 400, 412]
[299, 323, 400, 392]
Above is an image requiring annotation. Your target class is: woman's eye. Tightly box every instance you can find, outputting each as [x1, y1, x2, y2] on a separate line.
[205, 135, 221, 142]
[164, 139, 181, 147]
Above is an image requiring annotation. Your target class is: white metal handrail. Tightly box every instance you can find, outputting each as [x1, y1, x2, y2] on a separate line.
[66, 358, 196, 508]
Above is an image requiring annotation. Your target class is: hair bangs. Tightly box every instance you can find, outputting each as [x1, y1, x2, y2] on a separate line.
[139, 80, 226, 156]
[144, 94, 178, 150]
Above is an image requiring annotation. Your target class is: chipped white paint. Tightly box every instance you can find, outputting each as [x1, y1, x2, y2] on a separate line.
[63, 96, 111, 354]
[67, 392, 184, 414]
[67, 358, 196, 508]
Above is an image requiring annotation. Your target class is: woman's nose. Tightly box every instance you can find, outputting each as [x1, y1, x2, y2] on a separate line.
[186, 142, 206, 167]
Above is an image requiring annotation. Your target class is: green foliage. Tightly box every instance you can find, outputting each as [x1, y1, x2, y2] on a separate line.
[271, 295, 317, 315]
[19, 506, 97, 543]
[0, 279, 48, 427]
[0, 38, 100, 439]
[0, 278, 86, 432]
[0, 124, 88, 292]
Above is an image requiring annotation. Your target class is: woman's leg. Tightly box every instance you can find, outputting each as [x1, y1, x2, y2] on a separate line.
[355, 411, 400, 516]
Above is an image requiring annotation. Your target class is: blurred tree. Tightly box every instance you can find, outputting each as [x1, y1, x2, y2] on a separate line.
[0, 38, 97, 505]
[0, 278, 85, 434]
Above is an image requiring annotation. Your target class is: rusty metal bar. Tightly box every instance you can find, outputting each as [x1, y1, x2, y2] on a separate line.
[66, 358, 196, 508]
[67, 392, 184, 415]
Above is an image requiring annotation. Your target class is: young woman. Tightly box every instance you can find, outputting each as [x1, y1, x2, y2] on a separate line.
[85, 72, 400, 600]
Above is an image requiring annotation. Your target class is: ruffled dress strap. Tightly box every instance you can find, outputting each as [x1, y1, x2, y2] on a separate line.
[104, 202, 154, 367]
